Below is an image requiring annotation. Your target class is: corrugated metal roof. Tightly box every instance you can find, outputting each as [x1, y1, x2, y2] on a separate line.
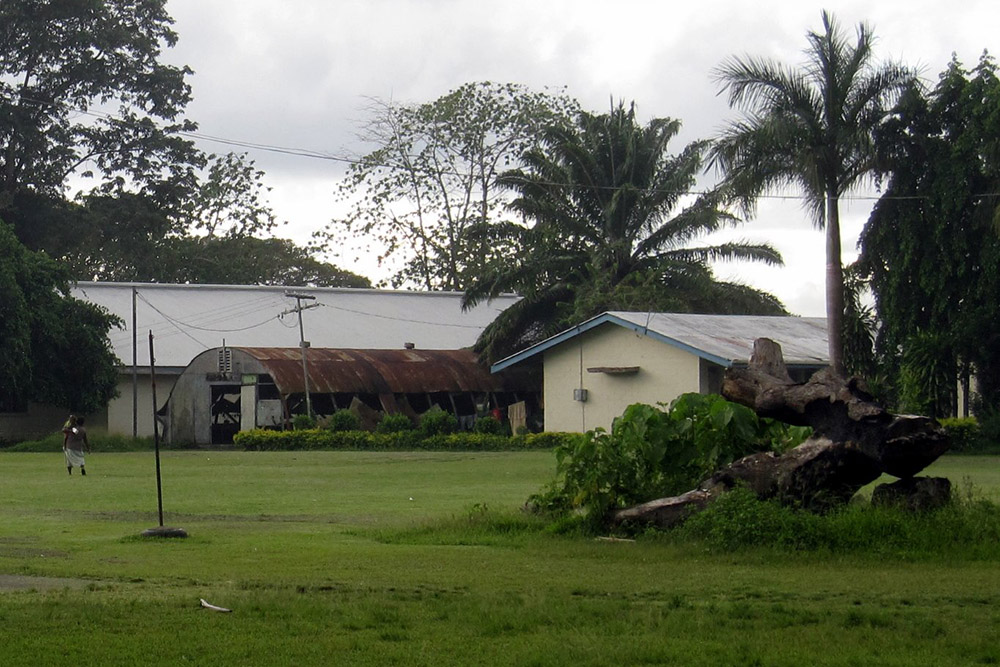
[491, 311, 829, 372]
[71, 282, 518, 369]
[609, 312, 829, 366]
[237, 347, 533, 395]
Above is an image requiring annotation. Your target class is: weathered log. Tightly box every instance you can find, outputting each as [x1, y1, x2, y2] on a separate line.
[610, 338, 950, 528]
[612, 489, 717, 529]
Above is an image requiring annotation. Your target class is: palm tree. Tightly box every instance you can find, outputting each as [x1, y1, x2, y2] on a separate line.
[710, 11, 915, 376]
[464, 101, 785, 363]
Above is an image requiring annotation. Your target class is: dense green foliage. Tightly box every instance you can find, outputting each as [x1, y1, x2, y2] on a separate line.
[940, 416, 1000, 454]
[234, 428, 575, 452]
[678, 485, 1000, 556]
[321, 409, 362, 432]
[291, 413, 316, 430]
[466, 101, 785, 362]
[859, 54, 1000, 413]
[3, 431, 179, 453]
[0, 0, 197, 200]
[69, 210, 371, 286]
[711, 11, 915, 375]
[8, 153, 369, 287]
[418, 408, 459, 437]
[472, 415, 509, 436]
[0, 223, 119, 413]
[530, 394, 810, 521]
[375, 413, 416, 434]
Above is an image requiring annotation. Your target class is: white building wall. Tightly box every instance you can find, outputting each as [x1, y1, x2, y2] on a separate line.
[0, 403, 69, 442]
[106, 374, 177, 438]
[0, 374, 177, 443]
[543, 325, 703, 433]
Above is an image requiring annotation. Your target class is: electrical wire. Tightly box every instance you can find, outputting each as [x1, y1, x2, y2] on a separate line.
[317, 302, 487, 329]
[108, 289, 492, 348]
[106, 292, 286, 346]
[6, 88, 999, 203]
[136, 292, 282, 332]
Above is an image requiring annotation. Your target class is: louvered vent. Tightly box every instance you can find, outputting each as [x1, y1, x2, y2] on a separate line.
[218, 348, 232, 374]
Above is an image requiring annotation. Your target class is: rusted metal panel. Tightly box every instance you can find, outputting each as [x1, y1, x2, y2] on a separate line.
[234, 347, 534, 396]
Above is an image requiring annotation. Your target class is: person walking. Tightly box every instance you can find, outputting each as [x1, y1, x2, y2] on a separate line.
[63, 416, 91, 476]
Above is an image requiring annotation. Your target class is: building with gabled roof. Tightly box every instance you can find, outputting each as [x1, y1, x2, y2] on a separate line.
[492, 311, 829, 433]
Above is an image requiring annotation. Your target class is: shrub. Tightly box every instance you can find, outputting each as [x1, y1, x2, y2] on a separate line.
[376, 413, 415, 434]
[679, 487, 823, 550]
[940, 417, 980, 453]
[473, 416, 508, 436]
[676, 486, 1000, 559]
[291, 414, 316, 431]
[974, 410, 1000, 453]
[419, 408, 458, 436]
[528, 393, 810, 522]
[518, 432, 581, 450]
[324, 410, 361, 432]
[4, 432, 184, 452]
[232, 428, 577, 452]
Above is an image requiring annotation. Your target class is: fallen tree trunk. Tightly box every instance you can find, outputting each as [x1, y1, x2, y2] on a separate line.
[610, 338, 950, 529]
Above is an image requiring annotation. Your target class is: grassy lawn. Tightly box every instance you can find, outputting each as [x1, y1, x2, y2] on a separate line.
[1, 450, 999, 665]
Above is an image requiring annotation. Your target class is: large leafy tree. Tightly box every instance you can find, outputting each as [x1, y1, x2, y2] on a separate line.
[0, 222, 119, 415]
[0, 0, 196, 417]
[710, 11, 914, 376]
[858, 54, 1000, 414]
[464, 101, 785, 363]
[148, 236, 371, 287]
[325, 82, 579, 290]
[0, 0, 199, 201]
[14, 152, 369, 287]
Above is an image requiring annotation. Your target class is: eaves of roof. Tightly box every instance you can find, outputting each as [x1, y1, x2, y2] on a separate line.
[490, 312, 828, 373]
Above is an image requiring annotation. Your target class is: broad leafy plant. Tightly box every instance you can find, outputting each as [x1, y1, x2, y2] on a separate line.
[530, 393, 810, 522]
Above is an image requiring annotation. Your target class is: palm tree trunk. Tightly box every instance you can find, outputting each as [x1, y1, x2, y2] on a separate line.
[825, 192, 846, 376]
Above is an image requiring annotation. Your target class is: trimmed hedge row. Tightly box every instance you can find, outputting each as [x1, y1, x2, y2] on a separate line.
[233, 428, 577, 452]
[940, 417, 1000, 454]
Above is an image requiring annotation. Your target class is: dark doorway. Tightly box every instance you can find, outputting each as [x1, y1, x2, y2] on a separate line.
[210, 384, 241, 444]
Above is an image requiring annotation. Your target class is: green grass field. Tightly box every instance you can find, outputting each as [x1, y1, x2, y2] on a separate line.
[1, 450, 999, 665]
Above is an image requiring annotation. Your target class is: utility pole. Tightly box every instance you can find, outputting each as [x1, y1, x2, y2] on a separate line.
[149, 331, 163, 527]
[284, 292, 318, 420]
[132, 286, 138, 439]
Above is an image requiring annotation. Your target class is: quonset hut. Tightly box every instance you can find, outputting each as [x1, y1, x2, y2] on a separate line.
[163, 346, 540, 445]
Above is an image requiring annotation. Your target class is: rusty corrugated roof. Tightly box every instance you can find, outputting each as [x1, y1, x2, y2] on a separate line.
[236, 347, 534, 395]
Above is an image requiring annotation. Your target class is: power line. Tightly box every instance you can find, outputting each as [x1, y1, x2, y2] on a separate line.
[137, 294, 282, 333]
[135, 293, 212, 349]
[1, 89, 356, 164]
[318, 302, 486, 329]
[7, 88, 1000, 203]
[115, 289, 489, 345]
[107, 292, 285, 345]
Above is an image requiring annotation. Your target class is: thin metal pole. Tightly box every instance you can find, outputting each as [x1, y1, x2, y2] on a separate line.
[132, 287, 138, 439]
[285, 292, 316, 420]
[149, 331, 163, 527]
[296, 299, 312, 419]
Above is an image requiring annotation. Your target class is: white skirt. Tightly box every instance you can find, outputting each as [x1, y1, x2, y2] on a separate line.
[64, 448, 85, 468]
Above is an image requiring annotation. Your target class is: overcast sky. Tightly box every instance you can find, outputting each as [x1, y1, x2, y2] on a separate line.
[160, 0, 998, 316]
